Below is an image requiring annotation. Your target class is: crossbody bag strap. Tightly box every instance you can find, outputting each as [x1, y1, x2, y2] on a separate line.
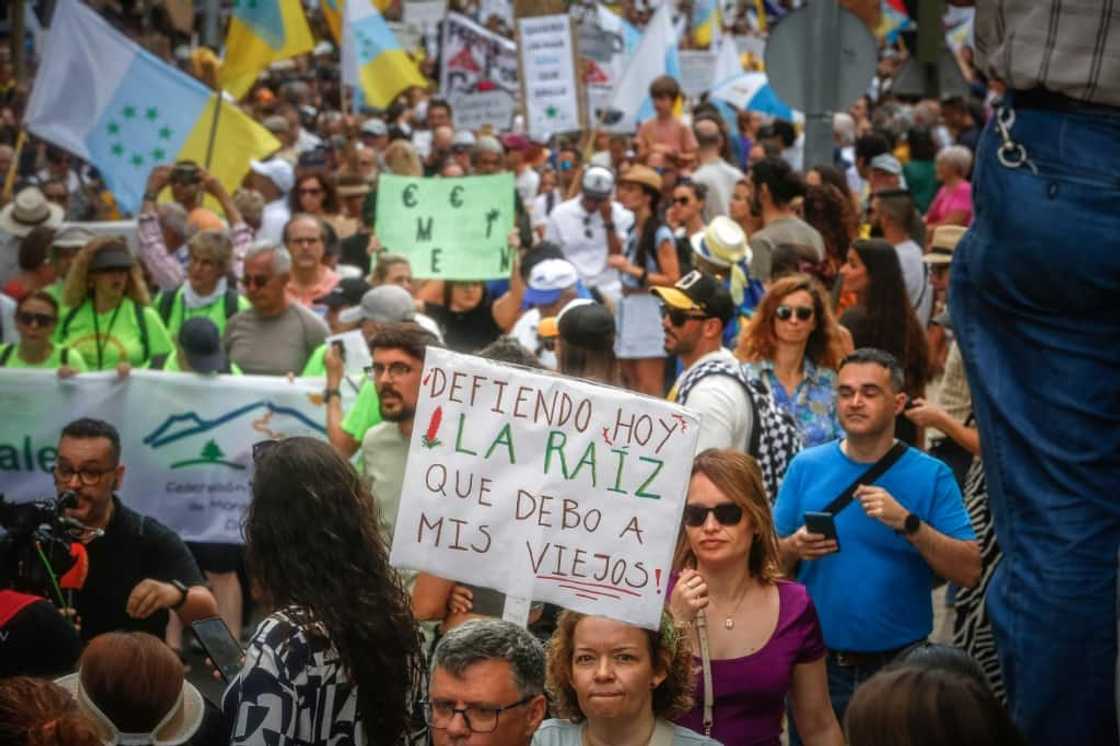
[821, 440, 908, 516]
[0, 344, 13, 366]
[696, 611, 714, 737]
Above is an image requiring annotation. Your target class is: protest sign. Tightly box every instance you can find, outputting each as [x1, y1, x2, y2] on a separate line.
[375, 173, 515, 280]
[388, 349, 701, 630]
[517, 14, 583, 139]
[0, 370, 329, 543]
[403, 0, 447, 32]
[678, 49, 719, 98]
[576, 4, 641, 122]
[440, 13, 519, 131]
[327, 330, 373, 376]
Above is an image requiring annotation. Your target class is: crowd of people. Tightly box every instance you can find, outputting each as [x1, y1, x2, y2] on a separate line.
[1, 1, 1117, 745]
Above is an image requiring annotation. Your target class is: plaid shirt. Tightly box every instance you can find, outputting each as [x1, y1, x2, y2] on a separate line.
[975, 2, 1120, 107]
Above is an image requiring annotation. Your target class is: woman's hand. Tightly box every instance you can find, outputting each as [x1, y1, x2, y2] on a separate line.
[668, 568, 709, 622]
[448, 585, 474, 615]
[57, 365, 77, 379]
[904, 398, 947, 429]
[606, 254, 631, 271]
[116, 362, 131, 380]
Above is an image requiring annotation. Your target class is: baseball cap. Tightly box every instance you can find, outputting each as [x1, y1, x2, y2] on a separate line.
[318, 277, 372, 308]
[452, 130, 477, 150]
[924, 225, 967, 265]
[339, 284, 417, 325]
[249, 158, 295, 194]
[524, 258, 579, 307]
[690, 216, 748, 269]
[581, 166, 615, 200]
[558, 301, 615, 351]
[500, 133, 530, 152]
[539, 297, 593, 339]
[262, 115, 290, 134]
[88, 242, 135, 272]
[475, 135, 504, 155]
[650, 270, 734, 326]
[870, 153, 902, 175]
[178, 317, 228, 374]
[52, 225, 98, 249]
[361, 118, 388, 137]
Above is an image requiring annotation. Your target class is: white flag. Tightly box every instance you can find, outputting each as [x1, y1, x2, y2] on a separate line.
[602, 4, 680, 133]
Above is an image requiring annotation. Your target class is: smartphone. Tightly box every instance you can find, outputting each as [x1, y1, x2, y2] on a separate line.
[191, 617, 244, 683]
[331, 339, 347, 362]
[803, 511, 840, 550]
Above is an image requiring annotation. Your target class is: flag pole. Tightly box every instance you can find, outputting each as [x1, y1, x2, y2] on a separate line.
[204, 92, 224, 168]
[2, 130, 27, 204]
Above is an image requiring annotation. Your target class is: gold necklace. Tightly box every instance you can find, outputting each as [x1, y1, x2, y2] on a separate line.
[714, 579, 751, 630]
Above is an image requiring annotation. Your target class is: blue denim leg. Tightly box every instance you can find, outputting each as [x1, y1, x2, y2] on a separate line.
[950, 101, 1120, 746]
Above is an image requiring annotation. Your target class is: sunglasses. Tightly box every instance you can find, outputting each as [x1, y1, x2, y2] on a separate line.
[672, 196, 691, 206]
[682, 503, 744, 527]
[242, 274, 273, 288]
[299, 187, 324, 196]
[558, 160, 574, 171]
[660, 306, 707, 326]
[17, 311, 57, 327]
[776, 304, 814, 322]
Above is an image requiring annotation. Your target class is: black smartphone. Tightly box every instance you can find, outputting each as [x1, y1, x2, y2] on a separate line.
[191, 617, 243, 683]
[803, 511, 840, 550]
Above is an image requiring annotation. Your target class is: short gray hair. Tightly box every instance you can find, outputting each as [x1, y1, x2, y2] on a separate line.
[431, 619, 545, 698]
[157, 203, 190, 240]
[936, 145, 972, 177]
[244, 240, 291, 274]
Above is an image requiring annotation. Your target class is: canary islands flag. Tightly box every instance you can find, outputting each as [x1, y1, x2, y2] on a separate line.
[691, 0, 721, 48]
[24, 0, 280, 216]
[219, 0, 314, 98]
[342, 0, 428, 110]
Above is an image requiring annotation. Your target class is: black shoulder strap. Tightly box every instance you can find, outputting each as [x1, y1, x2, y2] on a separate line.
[60, 303, 84, 339]
[61, 347, 70, 366]
[133, 300, 150, 361]
[150, 353, 168, 370]
[158, 289, 178, 324]
[0, 344, 13, 367]
[223, 288, 239, 319]
[822, 441, 909, 517]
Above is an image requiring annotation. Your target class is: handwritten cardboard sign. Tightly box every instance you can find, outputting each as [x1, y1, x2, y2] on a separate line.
[389, 349, 701, 630]
[375, 173, 515, 280]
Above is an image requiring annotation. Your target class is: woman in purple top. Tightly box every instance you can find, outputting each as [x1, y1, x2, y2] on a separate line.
[668, 449, 843, 746]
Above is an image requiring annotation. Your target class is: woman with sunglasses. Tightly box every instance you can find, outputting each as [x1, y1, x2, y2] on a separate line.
[669, 449, 842, 746]
[0, 291, 87, 375]
[56, 237, 173, 373]
[669, 181, 707, 245]
[737, 275, 848, 448]
[225, 437, 423, 745]
[289, 169, 354, 240]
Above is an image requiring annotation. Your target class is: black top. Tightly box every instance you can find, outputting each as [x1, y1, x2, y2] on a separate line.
[424, 299, 503, 354]
[0, 591, 82, 677]
[75, 497, 205, 642]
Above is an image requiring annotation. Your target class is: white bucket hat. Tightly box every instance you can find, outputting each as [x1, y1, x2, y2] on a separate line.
[0, 187, 65, 237]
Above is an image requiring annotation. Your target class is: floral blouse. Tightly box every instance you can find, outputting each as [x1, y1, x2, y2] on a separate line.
[746, 358, 841, 447]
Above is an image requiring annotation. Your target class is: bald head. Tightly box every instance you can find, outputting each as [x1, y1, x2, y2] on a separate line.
[694, 119, 722, 149]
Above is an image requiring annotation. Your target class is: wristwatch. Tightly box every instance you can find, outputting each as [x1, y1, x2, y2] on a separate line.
[170, 579, 189, 609]
[903, 512, 922, 535]
[323, 387, 341, 402]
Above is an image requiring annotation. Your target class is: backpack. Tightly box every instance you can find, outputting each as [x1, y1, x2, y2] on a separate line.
[158, 286, 240, 325]
[675, 358, 803, 502]
[61, 299, 149, 364]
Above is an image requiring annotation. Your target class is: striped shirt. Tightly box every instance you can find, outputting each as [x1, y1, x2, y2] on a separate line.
[974, 1, 1120, 107]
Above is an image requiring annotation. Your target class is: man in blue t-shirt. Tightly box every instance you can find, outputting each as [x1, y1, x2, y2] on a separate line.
[774, 348, 980, 735]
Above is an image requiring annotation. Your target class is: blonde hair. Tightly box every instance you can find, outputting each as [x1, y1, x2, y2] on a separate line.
[187, 230, 233, 272]
[62, 237, 151, 309]
[383, 140, 423, 177]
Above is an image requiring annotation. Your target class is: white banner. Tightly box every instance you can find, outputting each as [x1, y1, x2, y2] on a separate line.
[577, 5, 641, 123]
[518, 15, 582, 139]
[0, 370, 328, 543]
[678, 50, 718, 98]
[388, 349, 700, 630]
[440, 12, 519, 131]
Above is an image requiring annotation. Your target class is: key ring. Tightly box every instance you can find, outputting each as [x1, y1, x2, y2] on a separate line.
[994, 104, 1038, 174]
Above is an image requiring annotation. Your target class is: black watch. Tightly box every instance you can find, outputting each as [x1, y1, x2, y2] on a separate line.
[170, 579, 189, 609]
[903, 512, 922, 535]
[323, 387, 341, 402]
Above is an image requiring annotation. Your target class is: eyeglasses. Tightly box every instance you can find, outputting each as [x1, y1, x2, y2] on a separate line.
[365, 362, 415, 380]
[242, 274, 273, 288]
[775, 304, 814, 322]
[299, 187, 324, 196]
[682, 503, 744, 527]
[672, 196, 691, 206]
[289, 236, 322, 245]
[660, 306, 708, 326]
[54, 464, 115, 486]
[423, 696, 533, 733]
[16, 311, 57, 327]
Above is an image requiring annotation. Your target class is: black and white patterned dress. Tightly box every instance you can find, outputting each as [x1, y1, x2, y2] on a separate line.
[223, 607, 363, 745]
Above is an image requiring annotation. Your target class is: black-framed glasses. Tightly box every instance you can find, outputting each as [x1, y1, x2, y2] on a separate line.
[775, 304, 814, 322]
[365, 362, 415, 380]
[422, 696, 533, 733]
[683, 503, 744, 527]
[660, 306, 707, 326]
[16, 311, 58, 327]
[252, 439, 280, 463]
[242, 274, 272, 288]
[54, 464, 115, 486]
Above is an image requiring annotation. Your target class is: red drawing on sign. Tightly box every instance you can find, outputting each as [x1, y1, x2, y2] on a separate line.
[422, 406, 443, 449]
[583, 58, 609, 84]
[536, 575, 643, 598]
[601, 427, 613, 446]
[655, 568, 662, 593]
[672, 414, 688, 432]
[448, 47, 480, 73]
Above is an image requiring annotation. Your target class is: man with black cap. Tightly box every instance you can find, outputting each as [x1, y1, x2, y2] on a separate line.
[653, 270, 754, 453]
[544, 165, 633, 304]
[149, 317, 239, 374]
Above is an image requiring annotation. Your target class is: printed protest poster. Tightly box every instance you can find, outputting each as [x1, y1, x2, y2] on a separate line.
[375, 173, 515, 280]
[678, 50, 719, 98]
[577, 5, 641, 122]
[389, 349, 701, 630]
[440, 12, 519, 130]
[0, 370, 328, 543]
[517, 14, 583, 139]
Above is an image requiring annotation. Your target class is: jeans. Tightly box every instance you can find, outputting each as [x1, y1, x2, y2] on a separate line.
[787, 655, 892, 746]
[951, 96, 1120, 745]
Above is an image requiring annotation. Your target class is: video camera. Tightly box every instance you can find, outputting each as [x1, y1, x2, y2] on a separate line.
[0, 492, 99, 605]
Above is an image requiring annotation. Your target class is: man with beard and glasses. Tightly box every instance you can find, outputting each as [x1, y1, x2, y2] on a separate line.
[360, 323, 442, 547]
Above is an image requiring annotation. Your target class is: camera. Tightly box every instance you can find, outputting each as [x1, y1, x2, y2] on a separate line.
[0, 492, 86, 602]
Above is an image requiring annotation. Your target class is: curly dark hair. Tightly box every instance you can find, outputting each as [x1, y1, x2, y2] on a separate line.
[245, 437, 423, 741]
[0, 677, 101, 746]
[802, 183, 858, 265]
[546, 610, 695, 723]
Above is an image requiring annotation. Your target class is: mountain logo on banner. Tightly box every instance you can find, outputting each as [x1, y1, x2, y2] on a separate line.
[448, 45, 481, 73]
[171, 439, 245, 471]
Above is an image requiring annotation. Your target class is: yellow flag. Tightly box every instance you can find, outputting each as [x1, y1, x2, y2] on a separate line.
[218, 0, 315, 98]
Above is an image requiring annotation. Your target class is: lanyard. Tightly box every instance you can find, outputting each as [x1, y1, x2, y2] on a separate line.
[90, 300, 124, 370]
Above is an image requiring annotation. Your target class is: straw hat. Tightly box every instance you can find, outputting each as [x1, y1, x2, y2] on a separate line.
[0, 187, 65, 237]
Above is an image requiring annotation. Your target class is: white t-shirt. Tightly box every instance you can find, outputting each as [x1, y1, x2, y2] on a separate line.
[894, 239, 933, 326]
[545, 198, 633, 291]
[692, 157, 744, 223]
[0, 292, 17, 344]
[516, 168, 541, 208]
[675, 348, 755, 454]
[257, 199, 292, 246]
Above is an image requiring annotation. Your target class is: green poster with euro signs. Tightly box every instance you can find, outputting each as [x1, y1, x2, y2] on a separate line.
[375, 173, 516, 280]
